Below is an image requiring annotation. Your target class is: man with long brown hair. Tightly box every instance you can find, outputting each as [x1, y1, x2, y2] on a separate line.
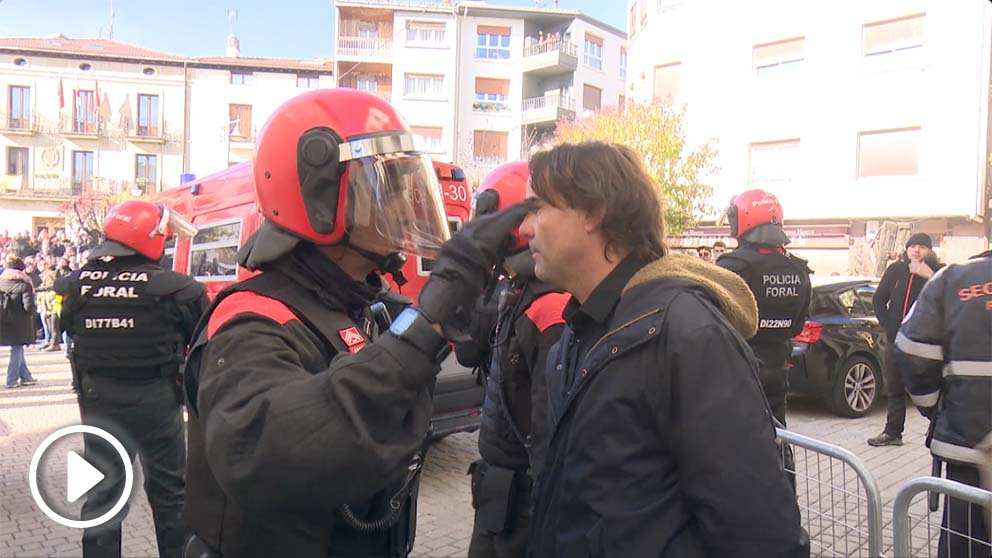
[520, 142, 808, 558]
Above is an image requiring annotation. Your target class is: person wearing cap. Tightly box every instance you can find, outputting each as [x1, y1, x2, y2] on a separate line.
[867, 232, 944, 447]
[55, 200, 207, 558]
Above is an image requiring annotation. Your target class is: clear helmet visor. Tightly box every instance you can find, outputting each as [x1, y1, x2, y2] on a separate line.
[345, 153, 450, 259]
[152, 205, 198, 239]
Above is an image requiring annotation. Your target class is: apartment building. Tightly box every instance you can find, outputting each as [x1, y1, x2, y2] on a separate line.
[625, 0, 992, 272]
[334, 0, 626, 180]
[0, 35, 332, 234]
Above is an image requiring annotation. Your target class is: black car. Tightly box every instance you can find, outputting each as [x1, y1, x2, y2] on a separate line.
[788, 277, 887, 418]
[431, 354, 483, 439]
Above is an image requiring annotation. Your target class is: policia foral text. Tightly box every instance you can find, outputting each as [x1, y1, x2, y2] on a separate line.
[56, 200, 208, 558]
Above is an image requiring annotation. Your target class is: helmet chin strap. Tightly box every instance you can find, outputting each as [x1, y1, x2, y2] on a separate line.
[350, 244, 409, 287]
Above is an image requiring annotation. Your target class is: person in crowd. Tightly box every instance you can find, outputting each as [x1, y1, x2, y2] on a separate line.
[456, 161, 569, 558]
[698, 245, 714, 263]
[181, 89, 531, 558]
[893, 249, 991, 557]
[2, 255, 38, 388]
[521, 142, 808, 557]
[713, 240, 728, 258]
[57, 201, 207, 558]
[37, 260, 61, 352]
[867, 232, 944, 447]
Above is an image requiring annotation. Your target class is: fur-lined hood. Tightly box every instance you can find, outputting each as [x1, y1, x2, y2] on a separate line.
[624, 253, 758, 338]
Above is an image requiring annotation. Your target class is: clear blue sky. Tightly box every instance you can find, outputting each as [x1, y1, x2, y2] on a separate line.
[0, 0, 625, 59]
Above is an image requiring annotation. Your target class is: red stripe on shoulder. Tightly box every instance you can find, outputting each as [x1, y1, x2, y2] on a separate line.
[207, 291, 298, 339]
[524, 292, 570, 333]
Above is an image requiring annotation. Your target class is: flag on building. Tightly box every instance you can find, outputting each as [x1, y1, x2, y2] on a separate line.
[58, 78, 64, 110]
[118, 93, 132, 132]
[94, 80, 100, 112]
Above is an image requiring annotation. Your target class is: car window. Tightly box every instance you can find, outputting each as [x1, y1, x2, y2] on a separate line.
[810, 290, 836, 316]
[836, 288, 870, 318]
[856, 285, 877, 318]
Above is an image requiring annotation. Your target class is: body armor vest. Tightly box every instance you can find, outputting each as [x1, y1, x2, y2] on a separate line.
[479, 278, 559, 471]
[69, 260, 185, 373]
[721, 246, 812, 345]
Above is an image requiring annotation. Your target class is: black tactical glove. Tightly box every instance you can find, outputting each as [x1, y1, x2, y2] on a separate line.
[418, 201, 534, 341]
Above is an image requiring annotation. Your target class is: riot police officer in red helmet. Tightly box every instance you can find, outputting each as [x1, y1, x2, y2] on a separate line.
[57, 200, 207, 558]
[717, 190, 812, 428]
[181, 89, 531, 557]
[457, 162, 569, 558]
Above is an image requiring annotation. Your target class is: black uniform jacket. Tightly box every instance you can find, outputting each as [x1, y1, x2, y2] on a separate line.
[893, 253, 992, 467]
[183, 260, 440, 557]
[529, 253, 809, 558]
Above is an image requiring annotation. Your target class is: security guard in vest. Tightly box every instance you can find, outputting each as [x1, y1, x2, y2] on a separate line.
[56, 200, 207, 558]
[893, 250, 991, 557]
[455, 162, 569, 558]
[717, 189, 812, 428]
[180, 89, 532, 558]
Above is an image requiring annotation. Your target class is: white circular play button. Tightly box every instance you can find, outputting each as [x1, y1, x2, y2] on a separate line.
[29, 425, 134, 529]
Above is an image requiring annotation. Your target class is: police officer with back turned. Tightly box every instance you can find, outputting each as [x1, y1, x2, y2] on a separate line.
[717, 189, 812, 429]
[56, 200, 207, 558]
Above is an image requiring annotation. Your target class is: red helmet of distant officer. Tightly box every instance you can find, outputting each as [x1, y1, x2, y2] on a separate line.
[100, 200, 197, 261]
[250, 88, 450, 271]
[725, 189, 785, 239]
[471, 160, 529, 254]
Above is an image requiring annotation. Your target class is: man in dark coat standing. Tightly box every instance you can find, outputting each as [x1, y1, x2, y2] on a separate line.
[868, 232, 943, 446]
[2, 255, 38, 388]
[521, 142, 807, 558]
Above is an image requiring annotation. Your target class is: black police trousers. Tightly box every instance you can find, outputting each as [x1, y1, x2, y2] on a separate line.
[939, 463, 990, 558]
[468, 460, 532, 558]
[77, 371, 185, 558]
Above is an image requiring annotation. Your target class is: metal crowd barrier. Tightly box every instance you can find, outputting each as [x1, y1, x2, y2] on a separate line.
[777, 428, 884, 557]
[892, 476, 992, 558]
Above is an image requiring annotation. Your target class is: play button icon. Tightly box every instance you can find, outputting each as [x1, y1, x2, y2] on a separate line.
[30, 425, 134, 529]
[66, 450, 105, 503]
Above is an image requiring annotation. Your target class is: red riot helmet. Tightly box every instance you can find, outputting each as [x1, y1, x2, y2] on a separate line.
[93, 200, 197, 261]
[725, 189, 786, 240]
[251, 89, 450, 263]
[471, 161, 529, 254]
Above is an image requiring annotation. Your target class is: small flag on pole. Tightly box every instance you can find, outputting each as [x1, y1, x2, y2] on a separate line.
[58, 78, 64, 110]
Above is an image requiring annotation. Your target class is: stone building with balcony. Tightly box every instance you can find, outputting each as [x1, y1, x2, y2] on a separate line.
[334, 0, 625, 181]
[0, 35, 332, 234]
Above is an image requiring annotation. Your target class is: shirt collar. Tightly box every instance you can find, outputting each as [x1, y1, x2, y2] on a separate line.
[564, 254, 645, 327]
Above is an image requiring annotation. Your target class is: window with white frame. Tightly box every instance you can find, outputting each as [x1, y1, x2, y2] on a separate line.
[474, 77, 510, 111]
[188, 220, 242, 281]
[620, 47, 627, 80]
[749, 140, 800, 187]
[857, 127, 920, 178]
[753, 37, 804, 78]
[863, 14, 924, 62]
[653, 62, 681, 100]
[356, 76, 378, 92]
[476, 25, 511, 59]
[583, 33, 603, 69]
[406, 21, 445, 45]
[403, 74, 444, 98]
[411, 126, 443, 152]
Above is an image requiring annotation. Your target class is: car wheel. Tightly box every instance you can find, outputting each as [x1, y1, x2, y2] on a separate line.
[829, 356, 878, 418]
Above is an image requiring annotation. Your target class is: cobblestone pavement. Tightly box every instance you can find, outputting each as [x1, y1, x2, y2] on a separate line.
[1, 347, 945, 557]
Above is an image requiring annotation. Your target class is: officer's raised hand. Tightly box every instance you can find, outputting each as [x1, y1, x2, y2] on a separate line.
[417, 201, 534, 339]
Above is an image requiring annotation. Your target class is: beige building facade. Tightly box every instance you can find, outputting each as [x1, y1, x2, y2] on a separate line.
[0, 36, 332, 234]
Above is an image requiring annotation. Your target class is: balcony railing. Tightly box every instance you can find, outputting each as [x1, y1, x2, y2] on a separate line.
[60, 116, 104, 138]
[0, 175, 158, 198]
[522, 93, 576, 112]
[337, 37, 393, 57]
[0, 111, 38, 134]
[338, 81, 392, 104]
[473, 100, 512, 113]
[523, 40, 577, 58]
[473, 155, 508, 167]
